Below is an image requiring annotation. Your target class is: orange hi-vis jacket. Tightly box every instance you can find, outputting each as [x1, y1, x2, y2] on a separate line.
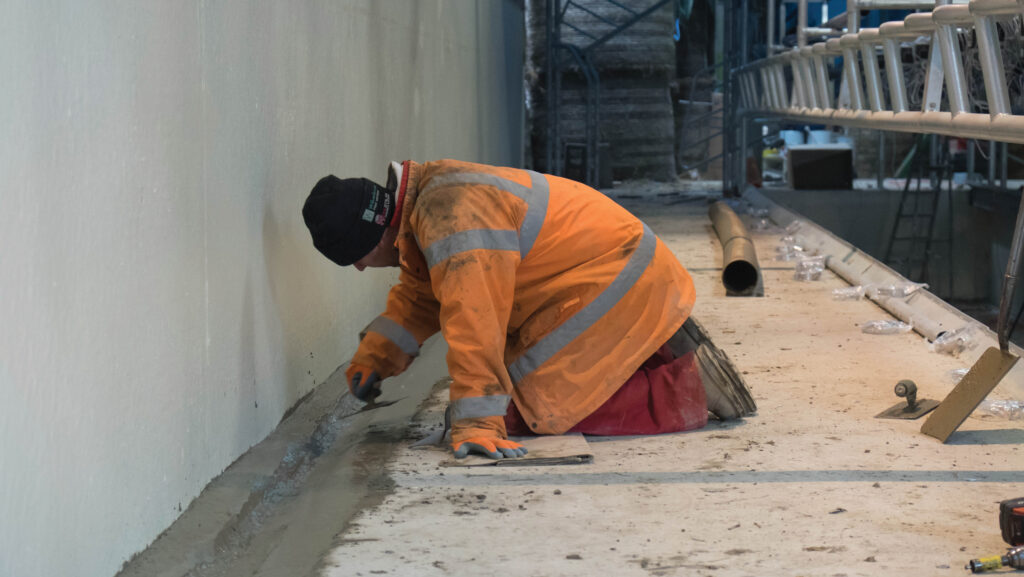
[351, 159, 696, 440]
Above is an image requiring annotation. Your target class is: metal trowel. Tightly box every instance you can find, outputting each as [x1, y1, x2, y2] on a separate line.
[921, 187, 1024, 442]
[307, 392, 403, 456]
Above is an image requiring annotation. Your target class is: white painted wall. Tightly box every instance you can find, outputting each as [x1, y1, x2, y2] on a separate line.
[0, 2, 523, 576]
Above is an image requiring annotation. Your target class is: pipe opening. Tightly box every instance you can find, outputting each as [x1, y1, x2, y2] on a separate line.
[723, 261, 760, 293]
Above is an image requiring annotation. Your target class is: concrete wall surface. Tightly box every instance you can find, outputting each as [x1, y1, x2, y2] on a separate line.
[0, 2, 523, 576]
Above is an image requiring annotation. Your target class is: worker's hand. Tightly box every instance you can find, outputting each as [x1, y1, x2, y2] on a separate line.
[345, 363, 382, 402]
[452, 437, 528, 460]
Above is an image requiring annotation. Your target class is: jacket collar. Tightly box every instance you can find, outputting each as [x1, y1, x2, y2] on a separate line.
[388, 160, 428, 277]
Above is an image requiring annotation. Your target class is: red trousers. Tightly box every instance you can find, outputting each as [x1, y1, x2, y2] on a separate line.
[504, 345, 709, 436]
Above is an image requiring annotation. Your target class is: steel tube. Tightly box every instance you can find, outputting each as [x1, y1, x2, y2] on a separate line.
[882, 297, 948, 341]
[770, 109, 1024, 144]
[841, 34, 866, 111]
[765, 62, 779, 110]
[969, 0, 1024, 17]
[972, 14, 1012, 116]
[709, 201, 762, 294]
[790, 56, 809, 109]
[858, 30, 885, 111]
[739, 74, 753, 108]
[922, 33, 945, 113]
[757, 65, 773, 110]
[878, 22, 922, 125]
[904, 12, 935, 31]
[857, 0, 943, 7]
[934, 17, 969, 114]
[818, 54, 835, 109]
[844, 48, 866, 111]
[794, 53, 811, 110]
[932, 4, 973, 25]
[798, 0, 808, 48]
[774, 62, 790, 109]
[800, 47, 820, 109]
[750, 73, 762, 109]
[813, 44, 833, 109]
[827, 258, 948, 341]
[825, 38, 847, 110]
[772, 64, 784, 110]
[881, 37, 909, 113]
[902, 13, 943, 113]
[759, 68, 775, 110]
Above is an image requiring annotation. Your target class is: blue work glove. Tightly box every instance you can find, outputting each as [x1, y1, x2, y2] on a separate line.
[452, 437, 528, 460]
[345, 363, 382, 402]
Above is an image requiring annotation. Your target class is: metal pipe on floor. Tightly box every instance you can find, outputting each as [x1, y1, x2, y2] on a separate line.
[709, 201, 762, 294]
[827, 254, 948, 340]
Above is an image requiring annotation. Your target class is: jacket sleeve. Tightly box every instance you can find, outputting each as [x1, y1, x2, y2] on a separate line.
[411, 187, 521, 442]
[350, 267, 441, 379]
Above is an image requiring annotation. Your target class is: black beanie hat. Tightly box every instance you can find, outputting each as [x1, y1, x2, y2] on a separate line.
[302, 175, 396, 266]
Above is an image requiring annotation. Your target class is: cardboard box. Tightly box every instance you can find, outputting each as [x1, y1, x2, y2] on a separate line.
[787, 144, 853, 190]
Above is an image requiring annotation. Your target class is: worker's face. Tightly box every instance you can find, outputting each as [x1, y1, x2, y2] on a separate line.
[353, 227, 400, 271]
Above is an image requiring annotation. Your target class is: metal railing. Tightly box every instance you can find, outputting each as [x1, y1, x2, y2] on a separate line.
[737, 0, 1024, 145]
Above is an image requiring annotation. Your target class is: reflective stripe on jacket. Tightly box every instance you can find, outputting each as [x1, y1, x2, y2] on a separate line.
[351, 159, 696, 435]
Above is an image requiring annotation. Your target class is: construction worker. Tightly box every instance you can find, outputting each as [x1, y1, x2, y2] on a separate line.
[302, 159, 755, 460]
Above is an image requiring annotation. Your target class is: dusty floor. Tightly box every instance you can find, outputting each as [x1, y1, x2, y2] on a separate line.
[123, 192, 1024, 577]
[321, 196, 1024, 577]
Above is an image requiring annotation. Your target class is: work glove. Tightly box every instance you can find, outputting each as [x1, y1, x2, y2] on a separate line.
[450, 416, 527, 460]
[345, 363, 382, 402]
[452, 437, 528, 459]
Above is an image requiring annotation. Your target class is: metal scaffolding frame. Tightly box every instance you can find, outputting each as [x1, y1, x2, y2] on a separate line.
[737, 0, 1024, 146]
[544, 0, 672, 186]
[722, 0, 748, 194]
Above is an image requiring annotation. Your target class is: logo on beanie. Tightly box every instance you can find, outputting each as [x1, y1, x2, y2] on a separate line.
[360, 184, 392, 226]
[362, 185, 382, 223]
[375, 190, 392, 225]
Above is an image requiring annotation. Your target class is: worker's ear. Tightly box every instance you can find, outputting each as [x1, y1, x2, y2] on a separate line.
[381, 225, 401, 250]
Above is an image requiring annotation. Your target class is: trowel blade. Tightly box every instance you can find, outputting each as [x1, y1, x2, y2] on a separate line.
[333, 394, 402, 421]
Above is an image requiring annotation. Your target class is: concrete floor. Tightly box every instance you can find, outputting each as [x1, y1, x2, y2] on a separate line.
[123, 193, 1024, 577]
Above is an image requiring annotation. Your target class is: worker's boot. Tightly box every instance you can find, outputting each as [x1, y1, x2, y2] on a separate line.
[670, 317, 757, 420]
[696, 342, 756, 419]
